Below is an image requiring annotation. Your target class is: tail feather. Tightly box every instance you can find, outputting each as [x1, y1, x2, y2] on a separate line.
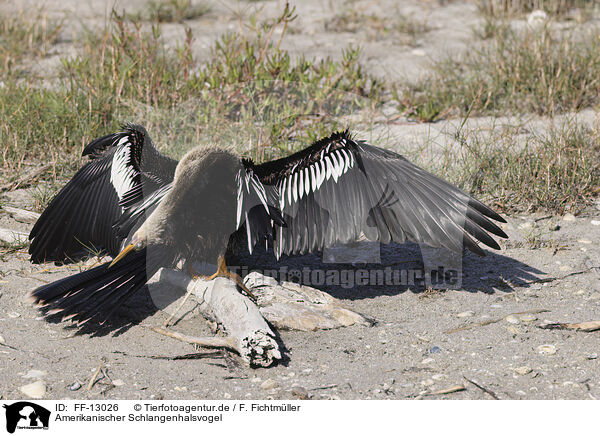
[31, 248, 162, 325]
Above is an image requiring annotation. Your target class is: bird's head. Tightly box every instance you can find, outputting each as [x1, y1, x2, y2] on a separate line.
[109, 231, 146, 267]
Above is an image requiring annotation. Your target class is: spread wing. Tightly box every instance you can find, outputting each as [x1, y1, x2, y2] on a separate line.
[248, 131, 507, 258]
[29, 124, 176, 263]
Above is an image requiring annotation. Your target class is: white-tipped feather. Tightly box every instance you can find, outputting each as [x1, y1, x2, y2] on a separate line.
[298, 167, 304, 200]
[292, 171, 299, 203]
[287, 175, 293, 206]
[325, 155, 333, 181]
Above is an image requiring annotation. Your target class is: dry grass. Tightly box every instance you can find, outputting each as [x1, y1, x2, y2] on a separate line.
[396, 26, 600, 122]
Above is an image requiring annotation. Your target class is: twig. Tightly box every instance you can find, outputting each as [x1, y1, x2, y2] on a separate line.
[162, 286, 194, 328]
[113, 350, 221, 360]
[1, 164, 51, 192]
[445, 308, 550, 334]
[463, 376, 499, 400]
[87, 361, 104, 391]
[309, 384, 338, 391]
[152, 327, 238, 350]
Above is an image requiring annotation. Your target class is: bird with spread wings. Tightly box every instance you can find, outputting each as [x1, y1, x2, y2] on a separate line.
[29, 124, 507, 325]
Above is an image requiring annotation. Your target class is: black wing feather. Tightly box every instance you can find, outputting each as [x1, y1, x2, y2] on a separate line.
[251, 131, 507, 257]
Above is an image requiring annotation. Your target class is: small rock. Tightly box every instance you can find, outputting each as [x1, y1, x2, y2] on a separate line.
[174, 386, 187, 392]
[457, 311, 474, 318]
[432, 374, 447, 381]
[513, 366, 532, 376]
[421, 379, 434, 386]
[7, 312, 20, 318]
[587, 353, 598, 360]
[261, 379, 278, 390]
[591, 220, 600, 226]
[578, 239, 592, 244]
[69, 382, 81, 391]
[291, 386, 310, 399]
[537, 344, 557, 355]
[20, 381, 46, 399]
[429, 346, 441, 354]
[562, 213, 576, 222]
[112, 379, 125, 387]
[301, 368, 313, 375]
[250, 377, 262, 383]
[23, 370, 47, 379]
[506, 326, 521, 335]
[0, 335, 5, 344]
[505, 315, 519, 324]
[559, 265, 570, 271]
[421, 358, 434, 364]
[411, 48, 426, 57]
[519, 314, 537, 322]
[223, 393, 232, 399]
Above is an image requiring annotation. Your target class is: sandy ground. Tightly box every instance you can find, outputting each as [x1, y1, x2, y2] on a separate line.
[1, 0, 599, 400]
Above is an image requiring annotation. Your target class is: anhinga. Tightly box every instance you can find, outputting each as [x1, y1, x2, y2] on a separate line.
[29, 124, 508, 325]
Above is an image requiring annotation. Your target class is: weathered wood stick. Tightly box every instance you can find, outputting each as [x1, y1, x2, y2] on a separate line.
[0, 228, 28, 245]
[147, 269, 281, 367]
[1, 206, 40, 223]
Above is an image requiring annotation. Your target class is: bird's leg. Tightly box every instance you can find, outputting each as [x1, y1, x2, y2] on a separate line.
[207, 255, 257, 302]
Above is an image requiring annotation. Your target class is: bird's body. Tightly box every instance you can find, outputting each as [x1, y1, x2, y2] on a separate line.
[30, 126, 508, 326]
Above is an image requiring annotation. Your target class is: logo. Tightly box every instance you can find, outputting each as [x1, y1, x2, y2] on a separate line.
[2, 402, 50, 433]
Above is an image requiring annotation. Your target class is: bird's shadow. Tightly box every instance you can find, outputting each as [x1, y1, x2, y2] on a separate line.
[39, 242, 544, 337]
[232, 242, 545, 300]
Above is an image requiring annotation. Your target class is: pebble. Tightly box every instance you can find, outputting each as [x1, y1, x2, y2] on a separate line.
[250, 377, 262, 383]
[174, 386, 187, 392]
[513, 366, 532, 375]
[587, 353, 598, 360]
[591, 220, 600, 226]
[432, 374, 447, 381]
[519, 314, 537, 322]
[223, 393, 231, 399]
[457, 311, 474, 318]
[301, 368, 313, 375]
[562, 213, 576, 222]
[421, 379, 434, 386]
[7, 312, 20, 318]
[559, 265, 570, 271]
[421, 358, 434, 364]
[291, 386, 310, 399]
[69, 382, 81, 391]
[506, 326, 521, 335]
[20, 381, 46, 399]
[112, 379, 125, 386]
[505, 315, 519, 324]
[429, 346, 441, 354]
[23, 370, 47, 379]
[0, 335, 4, 344]
[260, 379, 278, 390]
[537, 344, 557, 355]
[578, 239, 592, 244]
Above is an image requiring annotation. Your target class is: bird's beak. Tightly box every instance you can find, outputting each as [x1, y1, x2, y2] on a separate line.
[109, 243, 135, 268]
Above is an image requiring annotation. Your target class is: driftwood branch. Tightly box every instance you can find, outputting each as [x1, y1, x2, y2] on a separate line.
[1, 164, 51, 192]
[146, 269, 374, 367]
[0, 228, 28, 245]
[147, 269, 281, 367]
[1, 206, 40, 223]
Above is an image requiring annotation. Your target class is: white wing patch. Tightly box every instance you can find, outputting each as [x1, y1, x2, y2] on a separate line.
[279, 143, 355, 208]
[235, 168, 270, 231]
[110, 137, 139, 208]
